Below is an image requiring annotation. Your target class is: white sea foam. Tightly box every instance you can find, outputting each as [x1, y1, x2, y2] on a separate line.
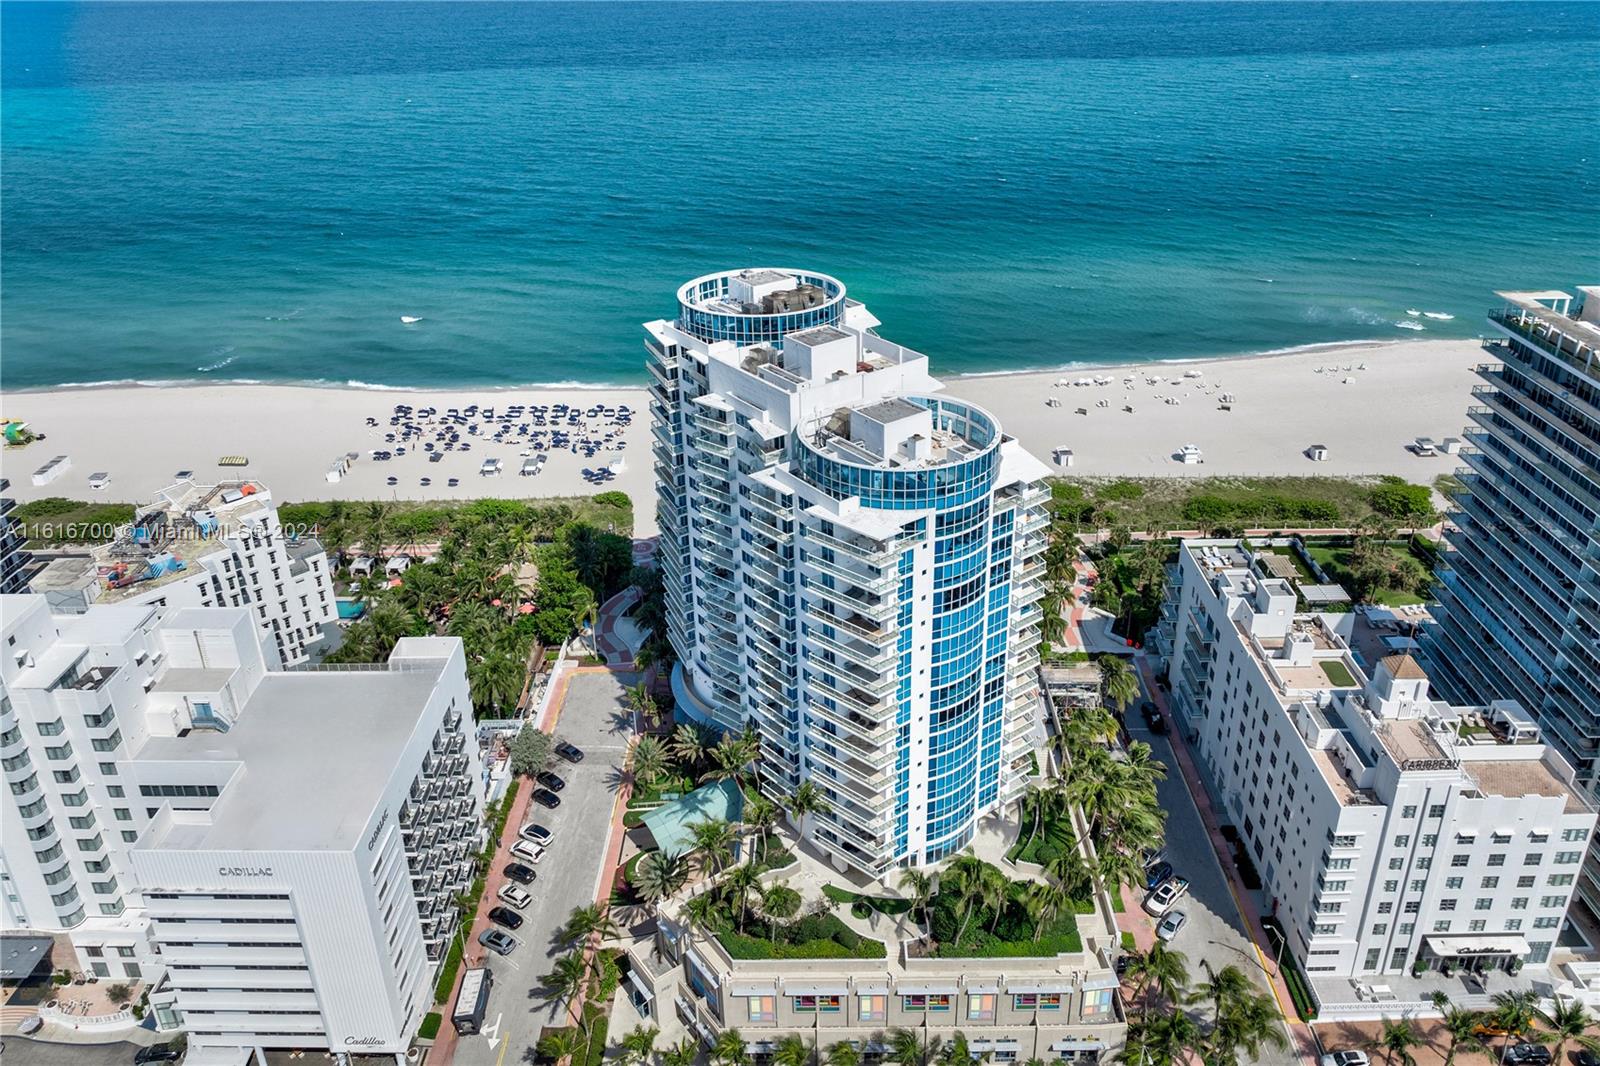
[1423, 311, 1454, 320]
[1394, 320, 1426, 331]
[197, 346, 239, 372]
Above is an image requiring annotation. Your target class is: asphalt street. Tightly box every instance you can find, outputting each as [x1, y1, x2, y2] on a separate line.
[1127, 681, 1294, 1064]
[453, 671, 637, 1066]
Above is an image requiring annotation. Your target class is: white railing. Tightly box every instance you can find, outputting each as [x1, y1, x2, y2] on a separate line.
[37, 1003, 137, 1030]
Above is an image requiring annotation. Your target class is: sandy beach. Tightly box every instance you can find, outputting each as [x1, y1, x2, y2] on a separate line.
[2, 339, 1485, 538]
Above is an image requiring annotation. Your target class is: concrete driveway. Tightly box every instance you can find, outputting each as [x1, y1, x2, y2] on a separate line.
[453, 670, 636, 1066]
[1126, 690, 1293, 1063]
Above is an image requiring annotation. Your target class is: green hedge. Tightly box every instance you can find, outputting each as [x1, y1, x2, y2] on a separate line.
[821, 883, 913, 915]
[1262, 918, 1318, 1020]
[583, 1010, 610, 1066]
[418, 1012, 442, 1040]
[717, 912, 886, 960]
[1121, 931, 1136, 952]
[934, 930, 1083, 958]
[432, 936, 464, 1005]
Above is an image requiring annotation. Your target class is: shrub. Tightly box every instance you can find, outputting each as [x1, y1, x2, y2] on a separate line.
[592, 491, 632, 509]
[1097, 479, 1145, 502]
[418, 1012, 442, 1040]
[432, 936, 464, 1004]
[1367, 476, 1434, 522]
[850, 900, 872, 920]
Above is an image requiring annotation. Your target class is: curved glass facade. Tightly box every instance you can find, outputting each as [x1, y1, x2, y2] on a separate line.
[794, 399, 1001, 511]
[676, 270, 846, 346]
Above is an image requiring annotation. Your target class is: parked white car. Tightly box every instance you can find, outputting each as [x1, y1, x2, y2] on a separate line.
[510, 839, 546, 865]
[1143, 876, 1190, 916]
[497, 883, 534, 910]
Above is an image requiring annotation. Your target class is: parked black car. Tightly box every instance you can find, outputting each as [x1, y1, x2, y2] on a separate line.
[1504, 1045, 1553, 1066]
[1141, 701, 1168, 734]
[554, 741, 585, 763]
[536, 771, 566, 792]
[488, 906, 525, 930]
[503, 862, 537, 884]
[135, 1047, 184, 1064]
[532, 788, 562, 809]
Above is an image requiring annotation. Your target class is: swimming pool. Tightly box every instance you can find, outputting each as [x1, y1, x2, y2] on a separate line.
[336, 599, 365, 620]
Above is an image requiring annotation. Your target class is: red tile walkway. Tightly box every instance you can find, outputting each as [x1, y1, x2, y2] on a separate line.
[1135, 655, 1320, 1064]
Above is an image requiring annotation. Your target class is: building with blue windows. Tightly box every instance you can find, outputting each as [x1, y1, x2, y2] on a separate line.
[645, 270, 1050, 875]
[1419, 287, 1600, 917]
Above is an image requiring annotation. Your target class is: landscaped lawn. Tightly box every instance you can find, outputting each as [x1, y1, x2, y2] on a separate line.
[1320, 660, 1358, 687]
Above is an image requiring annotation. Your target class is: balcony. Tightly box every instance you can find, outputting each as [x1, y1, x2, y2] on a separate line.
[801, 551, 896, 595]
[805, 701, 894, 749]
[805, 599, 896, 642]
[801, 525, 901, 566]
[806, 673, 895, 720]
[807, 653, 896, 698]
[807, 627, 897, 672]
[803, 578, 896, 622]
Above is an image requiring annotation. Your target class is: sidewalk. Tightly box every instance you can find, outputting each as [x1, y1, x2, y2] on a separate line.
[1136, 654, 1320, 1065]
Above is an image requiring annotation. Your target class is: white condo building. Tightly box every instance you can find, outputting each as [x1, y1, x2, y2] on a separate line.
[647, 269, 1051, 874]
[0, 594, 482, 1063]
[27, 479, 336, 668]
[1159, 540, 1596, 980]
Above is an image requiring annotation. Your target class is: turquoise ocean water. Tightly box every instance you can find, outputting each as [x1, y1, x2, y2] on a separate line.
[3, 2, 1598, 390]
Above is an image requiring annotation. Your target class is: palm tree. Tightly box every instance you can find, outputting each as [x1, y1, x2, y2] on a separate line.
[558, 903, 621, 948]
[784, 780, 831, 829]
[939, 1032, 974, 1066]
[1116, 1010, 1202, 1065]
[773, 1035, 815, 1066]
[1538, 998, 1600, 1061]
[887, 1028, 940, 1066]
[825, 1041, 862, 1066]
[361, 501, 390, 558]
[898, 868, 934, 928]
[723, 862, 763, 933]
[626, 682, 660, 729]
[1099, 655, 1140, 715]
[1021, 879, 1069, 941]
[660, 1039, 699, 1066]
[977, 864, 1009, 933]
[1434, 1003, 1484, 1066]
[630, 735, 668, 789]
[669, 723, 708, 769]
[761, 884, 802, 942]
[689, 818, 738, 875]
[1206, 985, 1288, 1063]
[540, 950, 593, 1034]
[633, 851, 689, 909]
[702, 731, 760, 797]
[712, 1028, 751, 1066]
[539, 1027, 587, 1066]
[742, 793, 780, 861]
[619, 1025, 660, 1066]
[1368, 1016, 1423, 1066]
[1127, 941, 1189, 1020]
[1490, 989, 1540, 1064]
[941, 853, 989, 945]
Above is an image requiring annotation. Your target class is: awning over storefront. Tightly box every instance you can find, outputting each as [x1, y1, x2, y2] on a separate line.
[1050, 1040, 1107, 1053]
[625, 967, 655, 1002]
[853, 983, 890, 996]
[730, 981, 778, 997]
[1006, 983, 1075, 995]
[784, 983, 850, 997]
[1425, 934, 1530, 957]
[896, 982, 959, 996]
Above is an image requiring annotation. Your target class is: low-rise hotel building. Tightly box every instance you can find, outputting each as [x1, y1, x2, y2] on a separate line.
[629, 855, 1127, 1064]
[26, 478, 335, 668]
[0, 594, 482, 1061]
[1159, 539, 1596, 979]
[647, 269, 1051, 875]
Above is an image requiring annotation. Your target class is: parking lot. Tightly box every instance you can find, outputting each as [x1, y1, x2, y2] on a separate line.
[452, 670, 637, 1066]
[1127, 683, 1293, 1063]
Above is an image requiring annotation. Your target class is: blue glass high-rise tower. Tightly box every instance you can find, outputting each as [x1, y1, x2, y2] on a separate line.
[646, 270, 1050, 874]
